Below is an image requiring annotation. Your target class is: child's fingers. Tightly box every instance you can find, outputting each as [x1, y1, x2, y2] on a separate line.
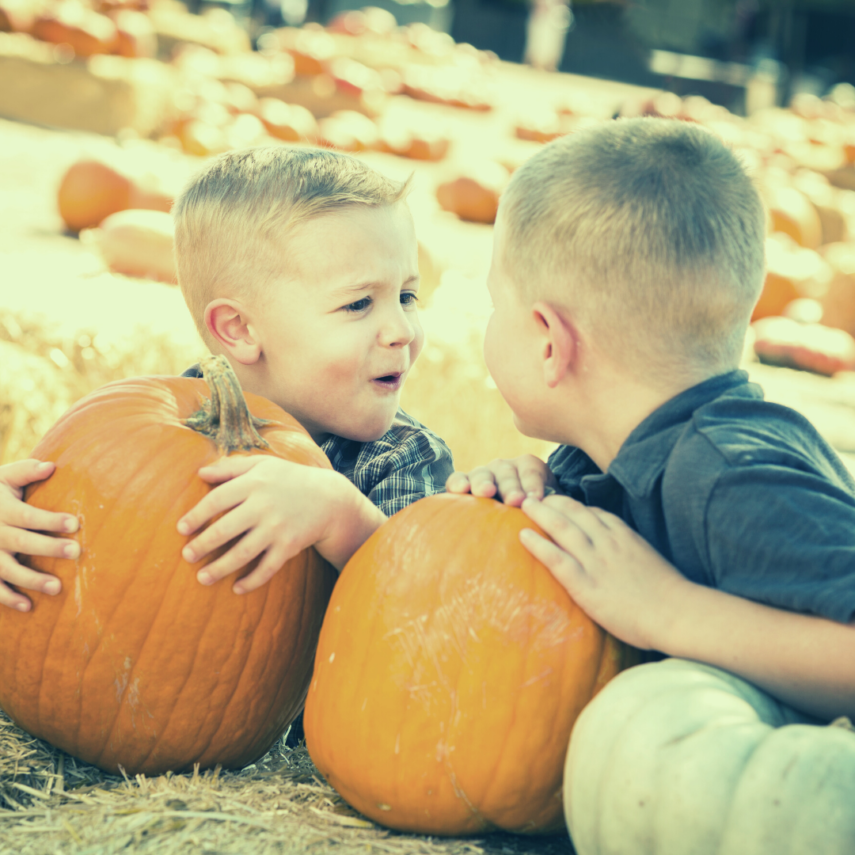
[517, 456, 557, 499]
[519, 528, 586, 595]
[0, 580, 32, 612]
[177, 478, 250, 537]
[196, 454, 266, 484]
[233, 541, 299, 594]
[195, 528, 270, 586]
[0, 459, 56, 494]
[181, 499, 256, 563]
[0, 526, 80, 562]
[464, 466, 500, 498]
[445, 472, 473, 494]
[0, 553, 62, 601]
[487, 459, 528, 506]
[540, 495, 614, 538]
[521, 497, 601, 554]
[0, 493, 77, 536]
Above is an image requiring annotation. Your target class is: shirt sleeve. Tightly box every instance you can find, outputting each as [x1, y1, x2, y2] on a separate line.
[703, 464, 855, 623]
[363, 426, 455, 517]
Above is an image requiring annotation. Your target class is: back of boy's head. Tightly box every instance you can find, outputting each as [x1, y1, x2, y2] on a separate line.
[500, 118, 766, 382]
[173, 146, 410, 347]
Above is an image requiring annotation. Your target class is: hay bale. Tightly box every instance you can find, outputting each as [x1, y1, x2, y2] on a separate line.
[0, 704, 573, 853]
[0, 339, 75, 464]
[0, 307, 204, 466]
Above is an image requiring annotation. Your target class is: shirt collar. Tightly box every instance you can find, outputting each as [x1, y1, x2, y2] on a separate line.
[606, 369, 760, 498]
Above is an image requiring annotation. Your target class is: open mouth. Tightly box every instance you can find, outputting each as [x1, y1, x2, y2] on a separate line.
[373, 372, 403, 390]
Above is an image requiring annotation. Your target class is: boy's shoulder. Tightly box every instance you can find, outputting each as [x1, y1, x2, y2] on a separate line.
[322, 410, 454, 517]
[679, 382, 854, 491]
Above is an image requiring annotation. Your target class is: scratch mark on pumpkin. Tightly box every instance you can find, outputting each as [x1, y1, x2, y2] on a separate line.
[114, 656, 132, 702]
[73, 574, 83, 617]
[126, 676, 140, 712]
[520, 667, 554, 688]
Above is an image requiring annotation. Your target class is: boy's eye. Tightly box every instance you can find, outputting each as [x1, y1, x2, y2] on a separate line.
[344, 297, 372, 313]
[401, 291, 419, 306]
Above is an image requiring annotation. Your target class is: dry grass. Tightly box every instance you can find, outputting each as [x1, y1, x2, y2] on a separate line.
[0, 708, 575, 855]
[0, 306, 202, 464]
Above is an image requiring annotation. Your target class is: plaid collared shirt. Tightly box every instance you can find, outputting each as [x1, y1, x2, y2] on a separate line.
[319, 409, 453, 516]
[182, 365, 453, 516]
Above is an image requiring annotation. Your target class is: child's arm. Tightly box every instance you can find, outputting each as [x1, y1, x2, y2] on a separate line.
[520, 494, 855, 723]
[446, 454, 558, 507]
[177, 455, 387, 593]
[0, 459, 80, 611]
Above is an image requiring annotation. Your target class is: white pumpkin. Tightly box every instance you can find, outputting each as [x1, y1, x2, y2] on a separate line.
[564, 658, 855, 855]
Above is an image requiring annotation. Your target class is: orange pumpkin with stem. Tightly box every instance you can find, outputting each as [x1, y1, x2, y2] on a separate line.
[304, 493, 640, 836]
[0, 356, 337, 775]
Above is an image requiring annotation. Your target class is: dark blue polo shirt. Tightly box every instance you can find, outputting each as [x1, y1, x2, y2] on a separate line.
[548, 370, 855, 624]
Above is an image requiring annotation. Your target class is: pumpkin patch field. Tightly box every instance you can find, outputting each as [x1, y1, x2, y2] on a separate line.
[3, 9, 855, 851]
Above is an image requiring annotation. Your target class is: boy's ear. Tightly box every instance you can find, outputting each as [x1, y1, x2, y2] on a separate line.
[205, 299, 261, 365]
[532, 301, 577, 388]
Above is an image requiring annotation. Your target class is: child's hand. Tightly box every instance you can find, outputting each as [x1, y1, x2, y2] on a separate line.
[445, 455, 557, 507]
[0, 459, 80, 612]
[520, 494, 691, 650]
[178, 455, 378, 593]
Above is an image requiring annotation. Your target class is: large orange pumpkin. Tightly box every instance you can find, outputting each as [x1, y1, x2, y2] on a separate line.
[304, 493, 640, 836]
[0, 356, 337, 775]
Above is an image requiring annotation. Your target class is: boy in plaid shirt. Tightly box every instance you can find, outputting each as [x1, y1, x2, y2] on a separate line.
[0, 147, 452, 610]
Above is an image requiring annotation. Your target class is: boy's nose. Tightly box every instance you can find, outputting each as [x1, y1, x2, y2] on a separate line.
[379, 308, 416, 348]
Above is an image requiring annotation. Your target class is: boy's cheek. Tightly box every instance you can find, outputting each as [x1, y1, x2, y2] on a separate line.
[410, 324, 426, 366]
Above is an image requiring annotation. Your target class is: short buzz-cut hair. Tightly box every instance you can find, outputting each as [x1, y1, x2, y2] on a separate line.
[173, 145, 411, 346]
[500, 118, 766, 381]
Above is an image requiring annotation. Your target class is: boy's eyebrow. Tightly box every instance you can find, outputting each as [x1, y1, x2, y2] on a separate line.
[331, 274, 420, 295]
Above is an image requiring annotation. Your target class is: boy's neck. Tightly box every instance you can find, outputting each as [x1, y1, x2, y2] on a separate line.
[563, 361, 719, 473]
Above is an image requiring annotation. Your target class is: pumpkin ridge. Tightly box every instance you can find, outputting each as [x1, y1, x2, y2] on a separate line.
[16, 582, 58, 739]
[257, 550, 334, 755]
[191, 557, 311, 770]
[310, 519, 402, 810]
[92, 444, 214, 769]
[186, 597, 281, 769]
[483, 556, 543, 826]
[128, 511, 266, 770]
[242, 553, 312, 755]
[42, 426, 166, 757]
[471, 502, 573, 830]
[450, 507, 520, 825]
[386, 498, 462, 818]
[409, 499, 505, 829]
[120, 546, 226, 772]
[253, 549, 321, 747]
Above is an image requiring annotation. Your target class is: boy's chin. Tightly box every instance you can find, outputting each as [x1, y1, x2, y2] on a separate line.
[336, 417, 396, 444]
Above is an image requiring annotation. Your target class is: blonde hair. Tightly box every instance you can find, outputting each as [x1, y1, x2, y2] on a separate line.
[500, 118, 766, 381]
[173, 146, 411, 346]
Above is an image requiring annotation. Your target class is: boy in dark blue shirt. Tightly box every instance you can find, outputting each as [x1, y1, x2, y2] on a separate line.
[449, 117, 855, 722]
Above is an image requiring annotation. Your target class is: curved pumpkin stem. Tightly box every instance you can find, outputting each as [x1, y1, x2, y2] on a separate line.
[184, 355, 272, 454]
